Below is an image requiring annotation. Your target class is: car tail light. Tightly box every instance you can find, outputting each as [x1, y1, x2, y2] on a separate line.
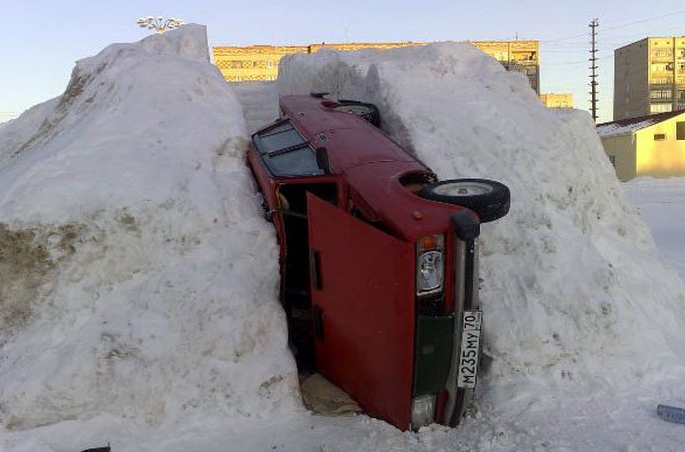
[416, 234, 444, 295]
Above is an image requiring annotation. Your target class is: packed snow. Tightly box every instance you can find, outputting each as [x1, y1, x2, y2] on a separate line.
[1, 25, 685, 452]
[625, 178, 685, 284]
[0, 24, 299, 446]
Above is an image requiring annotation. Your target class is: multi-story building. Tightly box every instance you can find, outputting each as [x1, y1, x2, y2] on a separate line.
[614, 37, 685, 121]
[212, 40, 540, 94]
[213, 45, 309, 82]
[469, 40, 539, 94]
[212, 42, 418, 83]
[540, 93, 573, 108]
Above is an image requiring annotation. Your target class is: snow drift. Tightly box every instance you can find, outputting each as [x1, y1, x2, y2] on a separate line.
[0, 25, 299, 431]
[3, 27, 685, 452]
[278, 44, 685, 391]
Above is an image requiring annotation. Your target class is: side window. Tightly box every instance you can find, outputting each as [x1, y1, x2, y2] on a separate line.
[677, 122, 685, 140]
[254, 121, 324, 177]
[256, 122, 305, 153]
[654, 133, 666, 141]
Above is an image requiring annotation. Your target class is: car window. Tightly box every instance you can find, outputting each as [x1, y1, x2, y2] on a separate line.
[256, 122, 306, 154]
[265, 148, 324, 177]
[255, 120, 325, 177]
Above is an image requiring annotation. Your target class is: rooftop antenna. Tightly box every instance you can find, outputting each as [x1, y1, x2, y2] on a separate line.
[589, 18, 599, 122]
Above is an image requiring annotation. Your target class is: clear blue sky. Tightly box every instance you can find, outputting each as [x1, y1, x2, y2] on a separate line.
[1, 0, 684, 123]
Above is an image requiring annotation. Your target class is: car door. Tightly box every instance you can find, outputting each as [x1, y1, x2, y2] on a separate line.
[306, 193, 416, 429]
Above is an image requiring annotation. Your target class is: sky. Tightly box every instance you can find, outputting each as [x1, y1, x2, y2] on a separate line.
[1, 0, 685, 124]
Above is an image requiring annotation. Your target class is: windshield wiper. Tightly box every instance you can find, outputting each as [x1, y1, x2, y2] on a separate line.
[265, 142, 310, 157]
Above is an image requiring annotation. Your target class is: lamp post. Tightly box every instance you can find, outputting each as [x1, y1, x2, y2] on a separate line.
[136, 16, 185, 34]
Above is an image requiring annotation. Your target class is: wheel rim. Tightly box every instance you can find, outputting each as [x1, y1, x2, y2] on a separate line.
[433, 181, 493, 197]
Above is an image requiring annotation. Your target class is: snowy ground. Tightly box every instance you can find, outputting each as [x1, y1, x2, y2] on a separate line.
[1, 26, 685, 452]
[625, 178, 685, 279]
[230, 81, 278, 133]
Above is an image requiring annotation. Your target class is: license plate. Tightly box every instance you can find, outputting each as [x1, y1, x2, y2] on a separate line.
[456, 311, 482, 389]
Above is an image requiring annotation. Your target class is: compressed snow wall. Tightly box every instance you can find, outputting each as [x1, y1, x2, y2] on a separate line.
[278, 44, 685, 390]
[0, 25, 299, 430]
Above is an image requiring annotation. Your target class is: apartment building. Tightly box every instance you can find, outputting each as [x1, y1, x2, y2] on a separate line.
[614, 37, 685, 120]
[212, 40, 540, 94]
[540, 93, 573, 108]
[469, 40, 539, 94]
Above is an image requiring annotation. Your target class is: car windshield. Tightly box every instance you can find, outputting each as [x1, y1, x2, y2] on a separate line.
[254, 120, 324, 177]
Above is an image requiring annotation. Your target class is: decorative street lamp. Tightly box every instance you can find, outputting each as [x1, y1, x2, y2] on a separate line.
[136, 16, 185, 34]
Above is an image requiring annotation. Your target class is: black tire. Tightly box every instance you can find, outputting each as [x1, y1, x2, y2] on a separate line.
[419, 179, 510, 223]
[334, 100, 380, 127]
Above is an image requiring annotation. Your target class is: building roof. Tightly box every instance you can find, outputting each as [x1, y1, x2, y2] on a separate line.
[596, 110, 685, 137]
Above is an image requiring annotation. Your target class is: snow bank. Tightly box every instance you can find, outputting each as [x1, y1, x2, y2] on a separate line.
[278, 44, 685, 392]
[4, 29, 685, 452]
[0, 25, 299, 431]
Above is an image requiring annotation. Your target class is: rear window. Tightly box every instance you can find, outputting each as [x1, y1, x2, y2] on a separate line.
[254, 121, 324, 177]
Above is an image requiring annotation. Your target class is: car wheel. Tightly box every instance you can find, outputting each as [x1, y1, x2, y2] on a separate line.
[419, 179, 510, 223]
[334, 100, 380, 127]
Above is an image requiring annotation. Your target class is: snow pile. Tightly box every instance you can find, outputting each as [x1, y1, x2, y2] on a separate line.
[278, 44, 685, 390]
[230, 81, 280, 133]
[0, 25, 299, 432]
[3, 31, 685, 452]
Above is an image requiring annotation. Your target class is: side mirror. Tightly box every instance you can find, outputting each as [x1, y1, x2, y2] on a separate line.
[316, 147, 331, 174]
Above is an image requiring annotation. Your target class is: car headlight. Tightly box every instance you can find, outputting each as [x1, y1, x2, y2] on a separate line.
[416, 234, 444, 294]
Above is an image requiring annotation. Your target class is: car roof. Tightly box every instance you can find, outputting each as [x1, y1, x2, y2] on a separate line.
[281, 95, 421, 171]
[278, 94, 469, 240]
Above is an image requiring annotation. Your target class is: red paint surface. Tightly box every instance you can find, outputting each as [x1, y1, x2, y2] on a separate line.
[245, 95, 482, 429]
[281, 95, 471, 242]
[308, 193, 415, 430]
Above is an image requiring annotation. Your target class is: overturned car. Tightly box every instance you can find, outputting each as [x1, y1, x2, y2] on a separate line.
[247, 93, 509, 430]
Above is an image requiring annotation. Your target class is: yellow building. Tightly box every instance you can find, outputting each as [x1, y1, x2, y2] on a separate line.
[469, 40, 539, 94]
[212, 40, 540, 93]
[614, 37, 685, 120]
[213, 45, 309, 82]
[307, 42, 419, 53]
[540, 93, 573, 108]
[597, 110, 685, 180]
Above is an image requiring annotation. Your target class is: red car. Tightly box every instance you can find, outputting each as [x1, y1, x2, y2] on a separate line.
[247, 93, 509, 430]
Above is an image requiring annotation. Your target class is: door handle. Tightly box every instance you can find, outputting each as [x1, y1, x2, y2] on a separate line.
[309, 249, 323, 290]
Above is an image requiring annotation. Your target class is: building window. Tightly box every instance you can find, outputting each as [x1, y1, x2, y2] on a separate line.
[650, 89, 672, 99]
[677, 122, 685, 140]
[651, 62, 673, 72]
[651, 48, 673, 58]
[654, 133, 667, 141]
[651, 103, 673, 114]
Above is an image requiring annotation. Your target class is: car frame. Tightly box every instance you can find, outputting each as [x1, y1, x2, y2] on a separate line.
[246, 93, 509, 430]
